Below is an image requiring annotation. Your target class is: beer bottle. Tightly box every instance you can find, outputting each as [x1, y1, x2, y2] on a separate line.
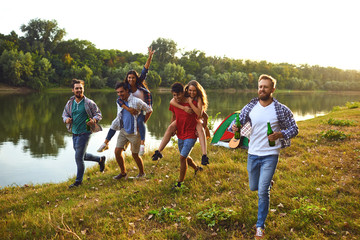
[86, 117, 91, 131]
[234, 114, 241, 139]
[267, 121, 275, 147]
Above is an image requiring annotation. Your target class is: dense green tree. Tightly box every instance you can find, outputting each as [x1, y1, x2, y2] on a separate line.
[162, 62, 185, 86]
[146, 70, 162, 89]
[0, 31, 20, 53]
[150, 38, 177, 69]
[28, 57, 54, 89]
[0, 50, 34, 86]
[70, 65, 93, 87]
[20, 19, 66, 56]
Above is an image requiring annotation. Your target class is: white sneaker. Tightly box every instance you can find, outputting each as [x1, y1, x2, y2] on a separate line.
[97, 143, 109, 152]
[255, 227, 265, 239]
[139, 145, 145, 156]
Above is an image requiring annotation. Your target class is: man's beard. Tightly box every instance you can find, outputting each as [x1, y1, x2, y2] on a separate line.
[259, 92, 271, 101]
[75, 92, 83, 99]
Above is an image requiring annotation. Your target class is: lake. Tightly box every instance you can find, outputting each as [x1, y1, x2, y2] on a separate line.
[0, 90, 359, 187]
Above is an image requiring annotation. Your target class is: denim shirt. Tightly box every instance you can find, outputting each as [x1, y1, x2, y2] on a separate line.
[110, 94, 152, 133]
[228, 98, 299, 148]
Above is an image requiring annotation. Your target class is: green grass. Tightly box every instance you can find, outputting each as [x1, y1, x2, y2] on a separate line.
[1, 104, 360, 239]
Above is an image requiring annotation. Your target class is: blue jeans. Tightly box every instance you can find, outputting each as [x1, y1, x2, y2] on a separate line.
[72, 132, 100, 183]
[137, 113, 146, 141]
[105, 113, 146, 141]
[178, 138, 197, 158]
[247, 154, 279, 228]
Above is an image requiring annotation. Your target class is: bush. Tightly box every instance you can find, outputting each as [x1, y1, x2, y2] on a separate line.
[346, 101, 360, 109]
[327, 118, 356, 126]
[321, 129, 349, 140]
[196, 204, 236, 227]
[148, 207, 184, 223]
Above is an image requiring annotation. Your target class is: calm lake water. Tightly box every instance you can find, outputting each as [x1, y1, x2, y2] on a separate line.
[0, 90, 359, 187]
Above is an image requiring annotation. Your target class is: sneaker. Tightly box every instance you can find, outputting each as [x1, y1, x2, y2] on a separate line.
[99, 156, 106, 172]
[171, 182, 182, 190]
[97, 143, 109, 152]
[270, 180, 274, 188]
[151, 150, 163, 161]
[69, 181, 82, 188]
[201, 155, 209, 166]
[255, 227, 265, 239]
[113, 173, 128, 180]
[194, 166, 203, 176]
[139, 145, 145, 156]
[135, 173, 146, 178]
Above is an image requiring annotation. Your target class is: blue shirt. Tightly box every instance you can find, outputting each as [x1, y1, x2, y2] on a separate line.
[122, 102, 135, 134]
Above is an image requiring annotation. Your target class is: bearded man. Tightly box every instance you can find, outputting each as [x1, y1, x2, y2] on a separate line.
[228, 74, 299, 239]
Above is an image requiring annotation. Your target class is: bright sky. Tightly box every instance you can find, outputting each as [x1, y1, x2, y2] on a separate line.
[1, 0, 359, 70]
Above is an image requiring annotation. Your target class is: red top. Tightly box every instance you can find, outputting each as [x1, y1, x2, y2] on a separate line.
[169, 100, 198, 140]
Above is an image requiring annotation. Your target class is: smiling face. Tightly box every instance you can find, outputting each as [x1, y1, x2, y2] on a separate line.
[172, 91, 185, 103]
[187, 85, 197, 98]
[72, 83, 84, 99]
[116, 86, 130, 101]
[127, 73, 137, 87]
[258, 79, 275, 101]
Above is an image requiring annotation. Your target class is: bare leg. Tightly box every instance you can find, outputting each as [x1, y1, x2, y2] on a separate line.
[196, 123, 207, 155]
[179, 155, 188, 182]
[115, 147, 126, 174]
[158, 121, 177, 152]
[132, 153, 145, 175]
[186, 156, 197, 170]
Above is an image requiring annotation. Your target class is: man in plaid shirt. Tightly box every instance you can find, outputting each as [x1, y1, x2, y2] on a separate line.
[111, 82, 152, 180]
[228, 74, 298, 239]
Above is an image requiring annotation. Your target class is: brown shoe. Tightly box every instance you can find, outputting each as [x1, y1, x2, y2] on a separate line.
[113, 173, 128, 180]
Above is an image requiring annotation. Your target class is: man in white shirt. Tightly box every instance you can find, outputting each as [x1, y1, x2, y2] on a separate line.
[229, 74, 298, 239]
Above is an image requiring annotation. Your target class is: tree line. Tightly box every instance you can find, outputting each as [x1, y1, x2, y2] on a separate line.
[1, 18, 360, 91]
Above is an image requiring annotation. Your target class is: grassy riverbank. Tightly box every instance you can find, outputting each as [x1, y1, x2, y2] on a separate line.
[1, 103, 360, 239]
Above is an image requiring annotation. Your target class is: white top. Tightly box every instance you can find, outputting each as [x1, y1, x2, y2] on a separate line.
[248, 102, 281, 156]
[132, 89, 145, 101]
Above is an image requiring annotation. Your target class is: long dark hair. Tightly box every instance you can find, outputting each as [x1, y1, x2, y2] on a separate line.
[124, 70, 149, 91]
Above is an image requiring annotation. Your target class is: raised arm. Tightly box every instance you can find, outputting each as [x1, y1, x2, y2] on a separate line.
[144, 46, 155, 69]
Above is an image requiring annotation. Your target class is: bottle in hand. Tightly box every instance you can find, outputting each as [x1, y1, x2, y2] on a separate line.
[267, 121, 275, 147]
[234, 114, 241, 139]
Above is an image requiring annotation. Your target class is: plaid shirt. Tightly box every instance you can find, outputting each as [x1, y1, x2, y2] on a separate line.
[110, 94, 152, 133]
[228, 97, 298, 148]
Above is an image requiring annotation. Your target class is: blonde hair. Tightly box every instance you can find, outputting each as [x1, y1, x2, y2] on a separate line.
[258, 74, 277, 88]
[185, 80, 208, 111]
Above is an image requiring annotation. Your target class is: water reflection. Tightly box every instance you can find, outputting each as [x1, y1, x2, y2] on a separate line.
[0, 91, 358, 187]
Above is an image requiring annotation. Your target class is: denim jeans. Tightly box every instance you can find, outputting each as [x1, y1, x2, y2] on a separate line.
[72, 132, 100, 183]
[247, 154, 279, 228]
[137, 113, 146, 141]
[178, 138, 197, 158]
